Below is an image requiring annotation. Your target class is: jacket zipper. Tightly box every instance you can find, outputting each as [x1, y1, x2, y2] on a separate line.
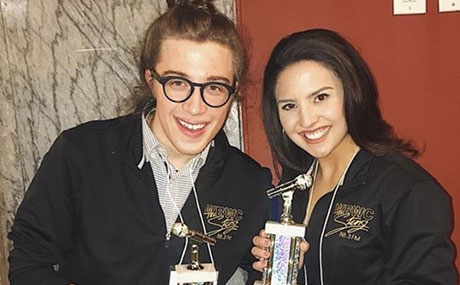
[165, 232, 171, 248]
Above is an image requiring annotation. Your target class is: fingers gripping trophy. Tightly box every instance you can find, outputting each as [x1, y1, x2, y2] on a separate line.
[169, 223, 218, 285]
[257, 174, 312, 285]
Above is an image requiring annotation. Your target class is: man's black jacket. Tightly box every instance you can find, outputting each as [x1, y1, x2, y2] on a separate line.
[9, 113, 272, 284]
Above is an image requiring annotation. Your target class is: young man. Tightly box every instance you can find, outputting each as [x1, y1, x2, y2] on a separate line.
[8, 1, 272, 284]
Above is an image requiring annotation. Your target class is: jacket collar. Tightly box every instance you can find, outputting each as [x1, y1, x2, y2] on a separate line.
[200, 129, 230, 175]
[285, 149, 374, 190]
[339, 149, 375, 189]
[112, 112, 231, 175]
[289, 149, 375, 223]
[112, 113, 144, 168]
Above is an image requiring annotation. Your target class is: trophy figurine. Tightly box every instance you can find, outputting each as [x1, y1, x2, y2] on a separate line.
[258, 173, 311, 285]
[169, 223, 218, 285]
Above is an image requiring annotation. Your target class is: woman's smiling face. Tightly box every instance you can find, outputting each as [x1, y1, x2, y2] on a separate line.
[276, 60, 349, 160]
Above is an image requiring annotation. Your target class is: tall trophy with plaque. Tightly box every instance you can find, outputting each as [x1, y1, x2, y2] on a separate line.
[257, 173, 312, 285]
[169, 223, 218, 285]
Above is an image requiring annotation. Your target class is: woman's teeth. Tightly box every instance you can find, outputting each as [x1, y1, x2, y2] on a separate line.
[304, 127, 329, 140]
[178, 119, 206, 130]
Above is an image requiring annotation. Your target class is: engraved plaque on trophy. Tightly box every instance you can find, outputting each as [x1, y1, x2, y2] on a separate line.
[259, 174, 311, 285]
[169, 223, 218, 285]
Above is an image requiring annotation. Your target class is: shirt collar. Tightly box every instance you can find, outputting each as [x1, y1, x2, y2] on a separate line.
[139, 111, 210, 172]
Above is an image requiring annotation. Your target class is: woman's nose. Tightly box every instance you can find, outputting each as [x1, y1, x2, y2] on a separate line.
[298, 105, 317, 128]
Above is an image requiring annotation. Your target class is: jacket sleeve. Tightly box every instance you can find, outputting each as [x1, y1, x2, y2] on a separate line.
[8, 132, 79, 285]
[243, 206, 266, 285]
[243, 170, 273, 285]
[383, 180, 458, 284]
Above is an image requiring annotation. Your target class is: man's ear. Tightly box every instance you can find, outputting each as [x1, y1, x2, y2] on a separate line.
[144, 69, 153, 83]
[233, 81, 240, 101]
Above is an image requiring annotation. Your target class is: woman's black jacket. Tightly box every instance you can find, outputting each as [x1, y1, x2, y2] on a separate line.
[283, 150, 457, 284]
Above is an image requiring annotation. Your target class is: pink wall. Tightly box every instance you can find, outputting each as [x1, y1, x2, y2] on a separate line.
[237, 0, 460, 269]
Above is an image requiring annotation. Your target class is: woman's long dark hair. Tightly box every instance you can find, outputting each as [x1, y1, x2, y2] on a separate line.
[263, 29, 419, 172]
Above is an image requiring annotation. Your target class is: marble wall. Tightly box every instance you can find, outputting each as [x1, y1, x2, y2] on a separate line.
[0, 0, 239, 283]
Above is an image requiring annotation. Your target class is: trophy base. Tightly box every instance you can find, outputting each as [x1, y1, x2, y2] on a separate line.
[169, 263, 218, 284]
[255, 280, 298, 285]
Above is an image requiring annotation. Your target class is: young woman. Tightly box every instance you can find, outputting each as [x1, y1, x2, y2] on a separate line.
[253, 29, 457, 284]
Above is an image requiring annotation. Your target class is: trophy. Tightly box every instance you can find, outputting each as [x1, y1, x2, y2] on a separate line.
[258, 174, 312, 285]
[169, 223, 218, 285]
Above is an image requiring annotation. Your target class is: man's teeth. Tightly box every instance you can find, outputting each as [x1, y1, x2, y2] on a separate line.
[178, 119, 206, 130]
[304, 127, 329, 140]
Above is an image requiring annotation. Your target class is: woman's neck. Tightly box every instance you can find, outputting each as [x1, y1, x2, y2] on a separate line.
[303, 135, 360, 225]
[316, 135, 359, 188]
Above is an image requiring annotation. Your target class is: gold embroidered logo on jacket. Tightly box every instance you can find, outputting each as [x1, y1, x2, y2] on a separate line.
[325, 202, 375, 242]
[203, 204, 243, 241]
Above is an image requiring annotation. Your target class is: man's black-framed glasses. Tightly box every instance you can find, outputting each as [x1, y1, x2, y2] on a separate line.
[151, 69, 236, 108]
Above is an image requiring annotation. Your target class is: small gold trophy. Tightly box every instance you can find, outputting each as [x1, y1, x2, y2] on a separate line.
[169, 223, 218, 285]
[258, 174, 311, 285]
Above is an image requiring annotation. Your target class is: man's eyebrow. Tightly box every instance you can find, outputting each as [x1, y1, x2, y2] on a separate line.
[159, 70, 231, 84]
[159, 70, 187, 77]
[206, 75, 231, 84]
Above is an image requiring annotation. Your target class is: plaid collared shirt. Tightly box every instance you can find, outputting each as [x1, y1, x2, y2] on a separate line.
[139, 113, 210, 234]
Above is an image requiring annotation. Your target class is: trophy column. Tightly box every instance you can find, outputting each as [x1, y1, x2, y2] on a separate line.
[257, 173, 311, 285]
[263, 192, 306, 285]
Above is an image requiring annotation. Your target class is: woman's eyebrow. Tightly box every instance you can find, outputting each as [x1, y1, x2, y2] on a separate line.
[277, 86, 334, 103]
[277, 98, 296, 104]
[308, 86, 333, 97]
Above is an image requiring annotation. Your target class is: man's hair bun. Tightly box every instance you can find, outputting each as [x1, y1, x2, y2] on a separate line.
[167, 0, 217, 13]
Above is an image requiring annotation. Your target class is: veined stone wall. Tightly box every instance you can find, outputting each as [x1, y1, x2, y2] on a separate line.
[0, 0, 239, 283]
